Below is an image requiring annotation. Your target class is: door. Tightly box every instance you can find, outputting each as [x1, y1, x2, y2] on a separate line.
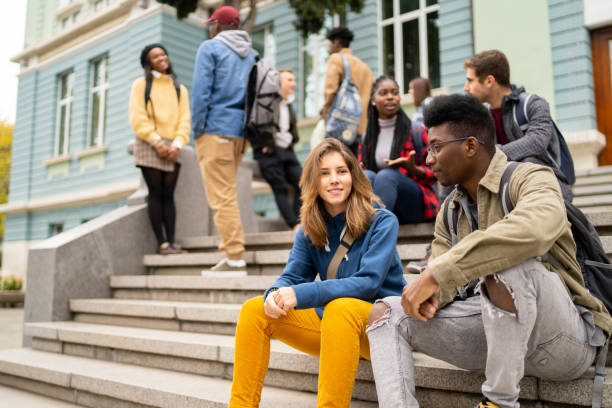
[592, 26, 612, 165]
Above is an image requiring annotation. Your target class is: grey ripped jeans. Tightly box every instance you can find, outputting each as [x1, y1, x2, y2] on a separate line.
[366, 259, 606, 408]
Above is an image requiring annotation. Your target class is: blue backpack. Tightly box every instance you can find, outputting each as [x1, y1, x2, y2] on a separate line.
[513, 92, 576, 185]
[325, 53, 362, 146]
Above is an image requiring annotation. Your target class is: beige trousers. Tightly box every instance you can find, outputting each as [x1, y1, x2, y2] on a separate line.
[195, 134, 248, 260]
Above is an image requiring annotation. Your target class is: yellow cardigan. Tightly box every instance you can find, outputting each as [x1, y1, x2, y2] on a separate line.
[128, 74, 191, 147]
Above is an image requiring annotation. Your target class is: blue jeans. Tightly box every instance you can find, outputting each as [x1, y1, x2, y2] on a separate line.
[364, 169, 426, 224]
[366, 259, 605, 408]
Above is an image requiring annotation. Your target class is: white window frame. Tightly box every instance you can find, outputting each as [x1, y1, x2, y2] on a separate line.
[54, 70, 74, 156]
[87, 55, 109, 147]
[298, 14, 341, 119]
[377, 0, 440, 94]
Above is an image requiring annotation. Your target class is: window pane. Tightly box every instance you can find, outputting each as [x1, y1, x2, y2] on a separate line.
[402, 19, 420, 94]
[382, 0, 393, 20]
[400, 0, 419, 14]
[61, 75, 68, 98]
[58, 105, 67, 154]
[426, 0, 437, 6]
[251, 28, 265, 57]
[90, 92, 100, 146]
[302, 47, 315, 117]
[427, 11, 440, 88]
[382, 24, 395, 79]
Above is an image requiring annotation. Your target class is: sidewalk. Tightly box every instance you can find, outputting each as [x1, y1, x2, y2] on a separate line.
[0, 306, 83, 407]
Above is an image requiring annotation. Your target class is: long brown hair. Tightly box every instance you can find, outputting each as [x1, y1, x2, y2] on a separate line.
[300, 138, 381, 248]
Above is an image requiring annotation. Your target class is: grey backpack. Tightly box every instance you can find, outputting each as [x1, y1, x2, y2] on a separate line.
[325, 53, 362, 146]
[243, 52, 282, 150]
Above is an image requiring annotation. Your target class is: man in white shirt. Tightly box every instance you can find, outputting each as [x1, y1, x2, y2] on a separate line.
[254, 69, 303, 230]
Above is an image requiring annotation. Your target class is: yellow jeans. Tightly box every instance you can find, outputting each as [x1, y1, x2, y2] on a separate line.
[229, 296, 373, 408]
[195, 134, 248, 260]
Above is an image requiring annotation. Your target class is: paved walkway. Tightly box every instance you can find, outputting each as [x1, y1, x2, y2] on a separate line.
[0, 306, 83, 407]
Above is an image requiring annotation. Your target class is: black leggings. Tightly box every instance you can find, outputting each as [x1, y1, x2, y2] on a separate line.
[140, 165, 180, 245]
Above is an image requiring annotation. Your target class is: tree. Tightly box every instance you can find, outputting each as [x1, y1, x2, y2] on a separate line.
[0, 122, 12, 242]
[157, 0, 258, 33]
[288, 0, 364, 38]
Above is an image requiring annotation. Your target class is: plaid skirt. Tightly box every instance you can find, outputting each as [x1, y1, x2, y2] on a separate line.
[133, 137, 181, 172]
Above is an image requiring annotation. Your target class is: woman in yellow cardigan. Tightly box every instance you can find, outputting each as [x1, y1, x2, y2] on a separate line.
[129, 43, 191, 255]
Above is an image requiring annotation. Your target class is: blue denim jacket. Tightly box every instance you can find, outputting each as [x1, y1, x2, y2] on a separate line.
[265, 208, 406, 318]
[191, 31, 256, 140]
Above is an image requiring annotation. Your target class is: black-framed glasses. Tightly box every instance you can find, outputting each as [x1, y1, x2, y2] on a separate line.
[427, 136, 485, 156]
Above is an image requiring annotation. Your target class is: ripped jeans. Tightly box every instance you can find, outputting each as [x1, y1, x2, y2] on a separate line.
[366, 259, 605, 408]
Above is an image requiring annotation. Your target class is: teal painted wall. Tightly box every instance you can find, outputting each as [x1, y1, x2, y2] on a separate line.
[472, 0, 556, 117]
[548, 0, 596, 132]
[438, 0, 474, 93]
[348, 0, 378, 73]
[7, 11, 203, 241]
[5, 200, 125, 241]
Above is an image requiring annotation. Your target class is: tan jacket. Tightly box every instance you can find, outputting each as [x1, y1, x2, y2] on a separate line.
[322, 48, 375, 135]
[429, 149, 612, 334]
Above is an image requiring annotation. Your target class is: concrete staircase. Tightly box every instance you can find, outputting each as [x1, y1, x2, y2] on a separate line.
[2, 167, 612, 407]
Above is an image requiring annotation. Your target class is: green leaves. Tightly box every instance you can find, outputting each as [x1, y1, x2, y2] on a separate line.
[288, 0, 364, 38]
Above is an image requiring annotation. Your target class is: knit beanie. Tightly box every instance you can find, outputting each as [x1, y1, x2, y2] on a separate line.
[140, 43, 168, 68]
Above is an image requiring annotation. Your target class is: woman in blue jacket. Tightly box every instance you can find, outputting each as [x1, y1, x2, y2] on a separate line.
[229, 138, 406, 407]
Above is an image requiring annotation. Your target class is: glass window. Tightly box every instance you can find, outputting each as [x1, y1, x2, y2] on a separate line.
[379, 0, 440, 93]
[55, 71, 73, 156]
[49, 223, 64, 237]
[251, 25, 276, 68]
[88, 56, 109, 147]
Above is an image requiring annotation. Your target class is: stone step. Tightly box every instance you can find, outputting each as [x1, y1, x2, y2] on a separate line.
[574, 173, 612, 188]
[575, 165, 612, 178]
[143, 234, 612, 276]
[574, 194, 612, 209]
[0, 384, 83, 407]
[144, 244, 430, 275]
[70, 299, 241, 335]
[109, 274, 420, 305]
[0, 348, 378, 408]
[180, 223, 436, 252]
[574, 184, 612, 197]
[21, 321, 612, 407]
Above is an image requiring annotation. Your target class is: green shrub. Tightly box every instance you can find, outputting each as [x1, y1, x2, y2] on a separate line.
[0, 275, 22, 291]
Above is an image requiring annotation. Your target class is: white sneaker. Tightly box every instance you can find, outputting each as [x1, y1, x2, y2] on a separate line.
[201, 258, 247, 277]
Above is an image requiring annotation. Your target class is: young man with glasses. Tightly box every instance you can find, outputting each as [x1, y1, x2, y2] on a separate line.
[366, 94, 610, 408]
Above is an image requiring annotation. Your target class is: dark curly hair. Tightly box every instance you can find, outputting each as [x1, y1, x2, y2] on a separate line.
[326, 26, 354, 48]
[423, 94, 496, 156]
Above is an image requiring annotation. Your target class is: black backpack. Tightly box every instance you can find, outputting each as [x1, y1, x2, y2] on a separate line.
[442, 161, 612, 313]
[513, 92, 576, 185]
[243, 53, 282, 150]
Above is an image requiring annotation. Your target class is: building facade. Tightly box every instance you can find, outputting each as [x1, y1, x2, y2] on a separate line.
[4, 0, 612, 279]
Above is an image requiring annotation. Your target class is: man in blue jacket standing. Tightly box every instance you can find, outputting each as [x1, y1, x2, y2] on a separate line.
[192, 6, 255, 273]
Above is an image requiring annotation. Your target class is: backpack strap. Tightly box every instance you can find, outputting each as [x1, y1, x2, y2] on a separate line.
[340, 53, 352, 82]
[327, 226, 355, 280]
[499, 161, 521, 215]
[442, 193, 459, 246]
[513, 92, 532, 132]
